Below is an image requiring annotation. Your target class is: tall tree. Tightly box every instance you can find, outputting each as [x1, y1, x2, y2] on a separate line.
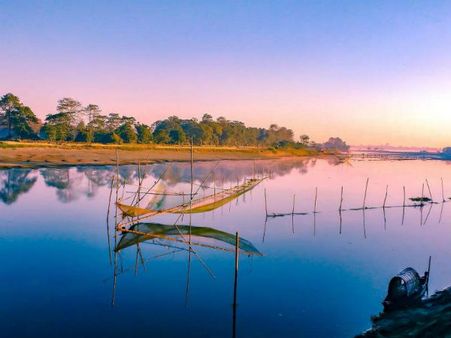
[0, 93, 39, 139]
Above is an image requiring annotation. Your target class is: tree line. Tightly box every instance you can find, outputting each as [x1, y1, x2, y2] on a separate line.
[0, 93, 349, 150]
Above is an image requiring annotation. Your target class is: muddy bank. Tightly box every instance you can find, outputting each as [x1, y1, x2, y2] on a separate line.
[357, 287, 451, 337]
[0, 143, 321, 168]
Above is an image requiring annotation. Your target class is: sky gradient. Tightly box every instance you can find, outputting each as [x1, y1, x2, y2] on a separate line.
[1, 0, 451, 147]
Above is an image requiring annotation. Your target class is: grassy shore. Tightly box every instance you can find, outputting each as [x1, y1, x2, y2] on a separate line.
[0, 141, 322, 168]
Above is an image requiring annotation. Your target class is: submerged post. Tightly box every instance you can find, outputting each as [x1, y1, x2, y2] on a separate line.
[264, 189, 268, 216]
[232, 232, 239, 338]
[233, 232, 240, 307]
[363, 178, 369, 209]
[383, 185, 389, 208]
[421, 183, 425, 207]
[314, 187, 318, 213]
[339, 186, 344, 211]
[403, 186, 406, 207]
[426, 179, 433, 201]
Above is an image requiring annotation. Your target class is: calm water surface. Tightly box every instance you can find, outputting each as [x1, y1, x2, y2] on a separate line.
[1, 157, 451, 338]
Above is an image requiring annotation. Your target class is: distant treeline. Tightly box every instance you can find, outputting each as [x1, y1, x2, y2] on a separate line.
[0, 93, 349, 151]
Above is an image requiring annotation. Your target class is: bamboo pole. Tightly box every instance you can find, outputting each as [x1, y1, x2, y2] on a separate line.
[137, 162, 142, 211]
[339, 186, 344, 211]
[264, 188, 268, 216]
[403, 186, 406, 207]
[292, 194, 296, 215]
[314, 187, 318, 213]
[233, 232, 240, 323]
[106, 177, 114, 265]
[441, 178, 445, 202]
[421, 183, 425, 207]
[362, 178, 369, 209]
[383, 185, 389, 208]
[426, 179, 433, 201]
[189, 137, 194, 245]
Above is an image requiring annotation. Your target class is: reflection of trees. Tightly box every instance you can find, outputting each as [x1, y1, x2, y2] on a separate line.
[77, 166, 115, 198]
[144, 158, 316, 187]
[0, 169, 37, 205]
[0, 157, 348, 205]
[40, 168, 84, 203]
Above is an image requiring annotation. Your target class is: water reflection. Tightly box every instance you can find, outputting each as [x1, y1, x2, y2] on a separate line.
[0, 158, 325, 205]
[3, 157, 451, 338]
[0, 169, 37, 204]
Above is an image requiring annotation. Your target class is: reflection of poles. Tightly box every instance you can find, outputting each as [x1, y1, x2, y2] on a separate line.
[232, 232, 240, 338]
[313, 211, 317, 237]
[106, 177, 114, 265]
[426, 256, 432, 297]
[184, 246, 192, 307]
[189, 138, 194, 246]
[291, 194, 296, 234]
[362, 209, 367, 239]
[112, 246, 118, 307]
[423, 203, 433, 226]
[383, 206, 387, 231]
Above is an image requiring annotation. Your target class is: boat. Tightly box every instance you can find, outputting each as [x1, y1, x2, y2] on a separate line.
[117, 177, 265, 220]
[383, 257, 431, 311]
[115, 222, 262, 256]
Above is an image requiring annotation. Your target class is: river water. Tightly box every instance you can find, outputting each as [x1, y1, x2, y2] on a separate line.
[1, 157, 451, 337]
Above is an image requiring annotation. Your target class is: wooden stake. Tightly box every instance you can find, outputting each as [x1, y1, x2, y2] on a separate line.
[339, 186, 344, 211]
[383, 185, 388, 208]
[292, 194, 296, 215]
[426, 179, 433, 201]
[421, 183, 425, 207]
[403, 186, 406, 207]
[363, 178, 369, 209]
[264, 189, 268, 216]
[233, 232, 240, 306]
[441, 177, 445, 202]
[314, 187, 318, 213]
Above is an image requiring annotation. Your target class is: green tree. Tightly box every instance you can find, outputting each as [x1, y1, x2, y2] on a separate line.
[116, 122, 137, 143]
[0, 93, 39, 139]
[136, 123, 152, 144]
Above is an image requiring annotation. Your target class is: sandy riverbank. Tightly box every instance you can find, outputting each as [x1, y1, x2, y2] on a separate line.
[0, 141, 321, 168]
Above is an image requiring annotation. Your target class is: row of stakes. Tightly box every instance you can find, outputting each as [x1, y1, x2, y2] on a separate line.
[264, 178, 448, 218]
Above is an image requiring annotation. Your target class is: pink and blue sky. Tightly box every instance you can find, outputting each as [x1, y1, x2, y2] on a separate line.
[1, 1, 451, 147]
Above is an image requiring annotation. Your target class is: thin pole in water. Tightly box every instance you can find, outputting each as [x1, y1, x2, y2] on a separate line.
[339, 186, 344, 211]
[363, 178, 369, 210]
[383, 185, 389, 209]
[292, 194, 296, 215]
[264, 188, 268, 217]
[421, 183, 425, 207]
[189, 137, 194, 245]
[232, 232, 240, 338]
[426, 179, 433, 201]
[441, 178, 445, 203]
[314, 187, 318, 213]
[403, 186, 406, 207]
[426, 256, 432, 296]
